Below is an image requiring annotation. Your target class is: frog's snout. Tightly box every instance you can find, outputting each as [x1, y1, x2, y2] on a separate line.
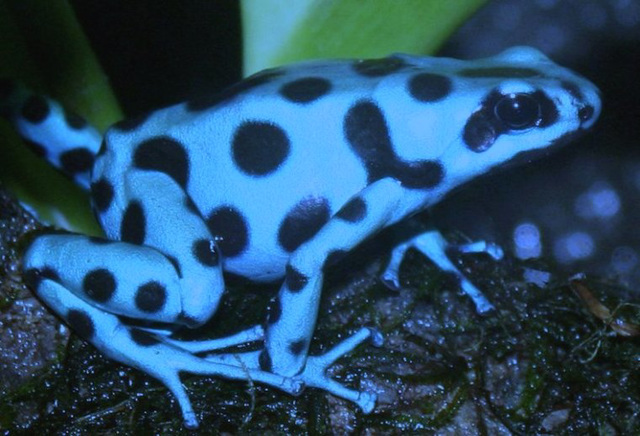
[578, 104, 596, 125]
[576, 83, 601, 130]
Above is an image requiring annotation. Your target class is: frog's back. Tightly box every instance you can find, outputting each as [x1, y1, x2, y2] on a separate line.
[95, 48, 600, 281]
[99, 54, 461, 205]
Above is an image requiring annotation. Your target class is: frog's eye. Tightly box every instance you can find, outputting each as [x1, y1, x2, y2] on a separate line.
[494, 93, 541, 130]
[463, 89, 557, 153]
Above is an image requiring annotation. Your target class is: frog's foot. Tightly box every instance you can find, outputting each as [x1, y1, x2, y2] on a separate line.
[295, 327, 383, 413]
[203, 327, 382, 412]
[381, 230, 502, 313]
[139, 341, 304, 429]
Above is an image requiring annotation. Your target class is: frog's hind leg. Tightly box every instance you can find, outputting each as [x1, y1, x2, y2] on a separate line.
[381, 229, 503, 313]
[0, 80, 102, 189]
[24, 270, 302, 428]
[90, 126, 232, 326]
[23, 234, 206, 325]
[20, 163, 266, 426]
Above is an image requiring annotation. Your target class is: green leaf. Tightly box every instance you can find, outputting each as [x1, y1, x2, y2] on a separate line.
[241, 0, 487, 74]
[0, 0, 121, 233]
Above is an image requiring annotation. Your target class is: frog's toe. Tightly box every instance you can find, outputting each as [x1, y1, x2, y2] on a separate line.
[160, 371, 199, 428]
[355, 391, 377, 413]
[380, 268, 402, 291]
[455, 240, 504, 261]
[380, 241, 411, 291]
[295, 327, 378, 413]
[369, 328, 384, 347]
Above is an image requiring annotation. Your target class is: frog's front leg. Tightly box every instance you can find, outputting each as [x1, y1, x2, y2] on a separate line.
[258, 178, 413, 411]
[381, 230, 504, 313]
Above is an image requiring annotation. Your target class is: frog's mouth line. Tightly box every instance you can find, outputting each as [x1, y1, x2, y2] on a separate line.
[454, 128, 586, 191]
[504, 129, 583, 170]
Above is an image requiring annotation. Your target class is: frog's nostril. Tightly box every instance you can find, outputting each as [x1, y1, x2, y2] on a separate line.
[579, 105, 594, 123]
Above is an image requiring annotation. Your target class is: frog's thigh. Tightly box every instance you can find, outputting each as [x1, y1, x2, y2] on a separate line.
[116, 169, 226, 325]
[262, 178, 404, 377]
[23, 232, 194, 324]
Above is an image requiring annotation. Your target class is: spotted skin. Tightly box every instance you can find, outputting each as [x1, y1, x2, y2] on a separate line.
[279, 77, 332, 103]
[90, 178, 115, 212]
[232, 121, 290, 176]
[0, 82, 102, 189]
[206, 206, 249, 257]
[2, 47, 600, 428]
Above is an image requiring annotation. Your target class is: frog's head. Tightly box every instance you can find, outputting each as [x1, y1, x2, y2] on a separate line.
[433, 46, 601, 186]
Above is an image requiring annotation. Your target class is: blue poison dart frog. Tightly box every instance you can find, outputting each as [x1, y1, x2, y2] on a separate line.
[0, 47, 600, 428]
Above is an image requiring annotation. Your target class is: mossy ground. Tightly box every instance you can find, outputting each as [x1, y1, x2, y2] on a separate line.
[2, 188, 640, 434]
